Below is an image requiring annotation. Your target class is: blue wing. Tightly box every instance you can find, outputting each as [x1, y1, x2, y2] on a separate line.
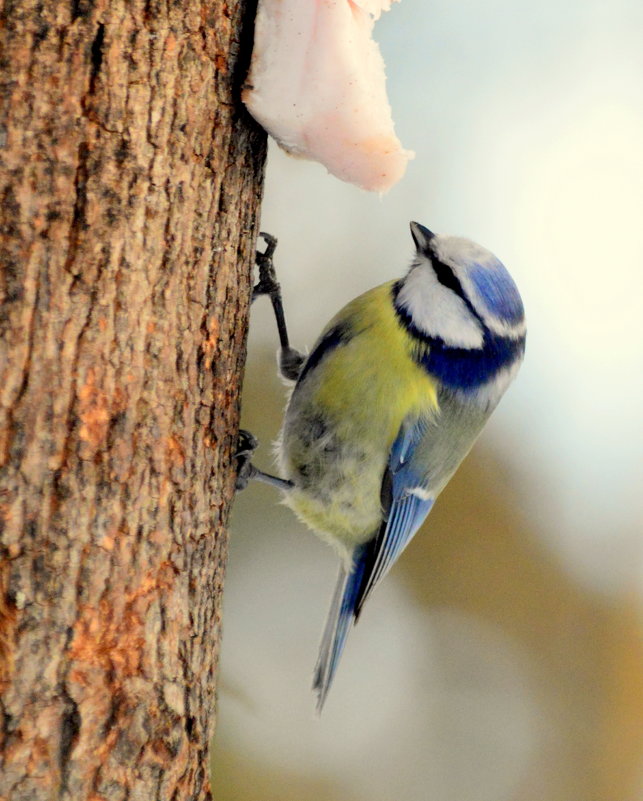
[355, 416, 434, 614]
[313, 417, 434, 709]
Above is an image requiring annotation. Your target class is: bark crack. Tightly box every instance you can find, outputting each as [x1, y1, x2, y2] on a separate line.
[63, 141, 90, 276]
[59, 687, 81, 797]
[88, 22, 105, 95]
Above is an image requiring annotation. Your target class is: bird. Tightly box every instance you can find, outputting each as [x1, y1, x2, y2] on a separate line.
[237, 222, 526, 710]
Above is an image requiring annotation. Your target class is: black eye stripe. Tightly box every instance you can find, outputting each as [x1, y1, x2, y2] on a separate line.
[431, 257, 464, 297]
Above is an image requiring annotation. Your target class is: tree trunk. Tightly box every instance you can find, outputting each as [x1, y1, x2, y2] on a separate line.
[0, 1, 266, 799]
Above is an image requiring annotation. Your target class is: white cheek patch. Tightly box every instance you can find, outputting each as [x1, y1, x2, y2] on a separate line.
[397, 264, 484, 349]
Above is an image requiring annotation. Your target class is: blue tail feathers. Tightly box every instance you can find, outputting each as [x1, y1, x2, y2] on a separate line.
[312, 542, 371, 711]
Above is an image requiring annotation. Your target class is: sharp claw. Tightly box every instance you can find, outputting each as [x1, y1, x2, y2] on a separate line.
[258, 232, 277, 258]
[235, 430, 259, 491]
[235, 429, 258, 457]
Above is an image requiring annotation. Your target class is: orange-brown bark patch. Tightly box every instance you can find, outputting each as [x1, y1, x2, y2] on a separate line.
[77, 369, 111, 451]
[69, 599, 144, 678]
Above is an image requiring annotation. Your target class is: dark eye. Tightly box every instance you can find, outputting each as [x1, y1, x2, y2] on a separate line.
[432, 258, 464, 297]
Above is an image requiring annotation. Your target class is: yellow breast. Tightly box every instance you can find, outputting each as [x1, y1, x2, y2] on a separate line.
[315, 282, 437, 438]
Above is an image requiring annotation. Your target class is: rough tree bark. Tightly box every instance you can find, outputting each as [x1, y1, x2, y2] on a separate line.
[0, 1, 266, 799]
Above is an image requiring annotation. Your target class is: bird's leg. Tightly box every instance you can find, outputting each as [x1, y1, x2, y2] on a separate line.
[235, 234, 301, 493]
[254, 232, 306, 381]
[234, 429, 294, 492]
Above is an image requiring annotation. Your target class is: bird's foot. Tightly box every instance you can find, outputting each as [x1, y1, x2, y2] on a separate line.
[253, 232, 280, 300]
[280, 347, 306, 382]
[235, 429, 259, 490]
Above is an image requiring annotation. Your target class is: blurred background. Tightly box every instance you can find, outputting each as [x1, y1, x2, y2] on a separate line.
[213, 0, 643, 798]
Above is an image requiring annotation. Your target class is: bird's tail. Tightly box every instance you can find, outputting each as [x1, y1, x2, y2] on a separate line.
[313, 543, 369, 712]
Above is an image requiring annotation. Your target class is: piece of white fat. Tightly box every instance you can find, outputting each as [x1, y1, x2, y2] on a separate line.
[243, 0, 413, 193]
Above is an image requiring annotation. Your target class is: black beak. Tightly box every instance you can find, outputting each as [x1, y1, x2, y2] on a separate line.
[409, 221, 436, 254]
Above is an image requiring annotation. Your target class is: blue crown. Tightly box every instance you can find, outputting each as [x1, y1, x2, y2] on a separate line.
[469, 262, 524, 325]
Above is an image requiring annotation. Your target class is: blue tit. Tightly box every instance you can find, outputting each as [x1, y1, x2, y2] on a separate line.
[239, 223, 526, 710]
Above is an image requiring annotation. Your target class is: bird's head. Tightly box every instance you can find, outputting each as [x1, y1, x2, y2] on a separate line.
[395, 222, 526, 349]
